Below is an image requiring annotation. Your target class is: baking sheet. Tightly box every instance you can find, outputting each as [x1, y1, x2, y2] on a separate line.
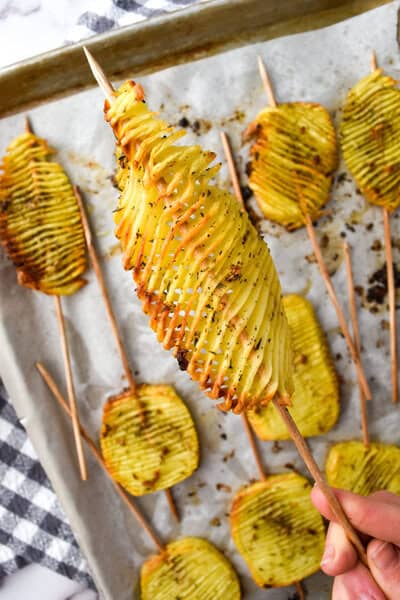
[1, 2, 400, 598]
[0, 0, 390, 117]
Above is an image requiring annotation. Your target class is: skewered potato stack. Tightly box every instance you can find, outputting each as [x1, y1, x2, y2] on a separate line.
[106, 80, 293, 413]
[248, 294, 339, 439]
[341, 62, 400, 408]
[110, 82, 329, 595]
[247, 102, 337, 229]
[341, 69, 400, 212]
[0, 124, 89, 478]
[0, 129, 86, 294]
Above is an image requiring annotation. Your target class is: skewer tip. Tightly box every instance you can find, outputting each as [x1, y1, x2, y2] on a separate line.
[257, 55, 277, 107]
[220, 130, 245, 209]
[74, 185, 93, 248]
[25, 116, 33, 134]
[74, 184, 83, 202]
[35, 360, 44, 374]
[257, 55, 267, 81]
[371, 49, 378, 72]
[83, 45, 115, 104]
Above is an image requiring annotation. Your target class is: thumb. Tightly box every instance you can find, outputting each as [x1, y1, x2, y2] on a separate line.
[368, 539, 400, 599]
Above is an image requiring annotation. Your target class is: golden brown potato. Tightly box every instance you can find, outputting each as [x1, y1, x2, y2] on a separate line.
[140, 537, 241, 599]
[247, 103, 337, 229]
[0, 130, 86, 295]
[341, 69, 400, 211]
[326, 440, 400, 495]
[104, 81, 293, 413]
[230, 473, 325, 587]
[100, 384, 199, 495]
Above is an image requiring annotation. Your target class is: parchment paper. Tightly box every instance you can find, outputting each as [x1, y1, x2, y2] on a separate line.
[1, 2, 400, 598]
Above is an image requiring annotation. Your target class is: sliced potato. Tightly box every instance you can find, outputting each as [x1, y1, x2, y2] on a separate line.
[100, 384, 199, 495]
[140, 537, 241, 600]
[230, 473, 325, 588]
[0, 131, 86, 295]
[326, 440, 400, 495]
[248, 102, 337, 229]
[341, 69, 400, 211]
[105, 81, 294, 413]
[247, 294, 339, 439]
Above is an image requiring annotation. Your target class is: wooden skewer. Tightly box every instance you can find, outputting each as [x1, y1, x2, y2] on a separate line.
[25, 116, 33, 133]
[344, 243, 370, 447]
[257, 56, 277, 108]
[75, 185, 180, 521]
[383, 208, 398, 404]
[220, 132, 244, 209]
[272, 398, 368, 566]
[241, 412, 267, 481]
[295, 581, 305, 600]
[74, 186, 136, 394]
[256, 56, 371, 401]
[164, 488, 179, 522]
[370, 51, 398, 403]
[371, 49, 378, 71]
[54, 295, 88, 481]
[36, 362, 164, 551]
[305, 216, 371, 400]
[83, 46, 114, 104]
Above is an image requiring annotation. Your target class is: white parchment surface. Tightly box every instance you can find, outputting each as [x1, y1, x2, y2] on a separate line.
[1, 2, 400, 598]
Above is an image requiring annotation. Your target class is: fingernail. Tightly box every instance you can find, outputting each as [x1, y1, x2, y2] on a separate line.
[320, 544, 335, 566]
[370, 541, 398, 570]
[358, 594, 378, 600]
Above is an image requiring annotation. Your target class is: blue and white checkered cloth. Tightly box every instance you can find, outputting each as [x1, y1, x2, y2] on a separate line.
[0, 385, 93, 587]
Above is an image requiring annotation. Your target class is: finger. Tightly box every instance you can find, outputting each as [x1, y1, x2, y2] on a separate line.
[368, 538, 400, 599]
[332, 561, 387, 600]
[311, 486, 400, 546]
[320, 521, 358, 576]
[370, 490, 400, 506]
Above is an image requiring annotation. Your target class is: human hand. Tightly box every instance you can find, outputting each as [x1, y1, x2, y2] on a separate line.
[311, 486, 400, 599]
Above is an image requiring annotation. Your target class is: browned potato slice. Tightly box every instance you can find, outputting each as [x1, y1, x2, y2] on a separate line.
[0, 131, 86, 295]
[248, 294, 339, 439]
[341, 70, 400, 211]
[326, 440, 400, 495]
[140, 537, 241, 600]
[247, 103, 337, 230]
[100, 384, 199, 495]
[230, 473, 325, 587]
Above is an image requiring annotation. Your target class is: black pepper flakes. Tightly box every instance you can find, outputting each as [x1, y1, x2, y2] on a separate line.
[176, 349, 189, 371]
